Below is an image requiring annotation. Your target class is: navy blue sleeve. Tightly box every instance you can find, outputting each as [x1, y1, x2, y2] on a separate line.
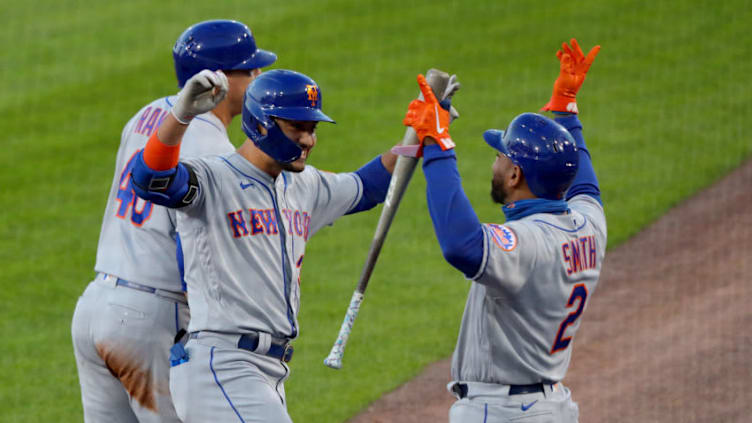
[348, 155, 392, 214]
[422, 145, 484, 277]
[555, 114, 602, 204]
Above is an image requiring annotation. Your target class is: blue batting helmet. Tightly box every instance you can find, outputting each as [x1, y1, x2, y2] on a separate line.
[173, 20, 277, 88]
[242, 69, 335, 163]
[483, 113, 579, 200]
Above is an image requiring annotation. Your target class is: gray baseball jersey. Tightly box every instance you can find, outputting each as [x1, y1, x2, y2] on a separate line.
[452, 194, 607, 385]
[177, 153, 364, 338]
[94, 95, 235, 292]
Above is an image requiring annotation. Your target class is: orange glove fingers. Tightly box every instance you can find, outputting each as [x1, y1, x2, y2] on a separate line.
[561, 42, 574, 60]
[570, 38, 585, 61]
[584, 45, 601, 70]
[416, 74, 439, 104]
[561, 53, 574, 77]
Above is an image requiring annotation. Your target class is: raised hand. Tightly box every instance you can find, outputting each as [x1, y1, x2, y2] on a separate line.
[542, 38, 600, 114]
[171, 69, 229, 124]
[403, 74, 455, 155]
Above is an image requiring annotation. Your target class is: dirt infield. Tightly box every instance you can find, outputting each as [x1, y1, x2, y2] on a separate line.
[350, 160, 752, 423]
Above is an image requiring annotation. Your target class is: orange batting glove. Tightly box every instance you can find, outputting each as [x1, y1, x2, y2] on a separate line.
[541, 38, 600, 114]
[403, 74, 455, 157]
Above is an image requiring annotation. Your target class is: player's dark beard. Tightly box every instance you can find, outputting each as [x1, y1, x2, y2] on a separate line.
[491, 175, 507, 204]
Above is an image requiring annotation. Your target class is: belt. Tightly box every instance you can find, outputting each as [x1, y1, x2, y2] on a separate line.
[451, 381, 555, 398]
[190, 331, 294, 363]
[98, 273, 187, 305]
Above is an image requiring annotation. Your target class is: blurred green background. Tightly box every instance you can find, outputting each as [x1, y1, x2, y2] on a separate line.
[1, 0, 750, 421]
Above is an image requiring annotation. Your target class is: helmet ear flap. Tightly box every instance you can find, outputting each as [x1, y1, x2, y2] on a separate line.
[241, 99, 271, 143]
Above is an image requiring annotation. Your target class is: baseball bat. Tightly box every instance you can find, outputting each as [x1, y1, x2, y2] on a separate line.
[324, 69, 450, 369]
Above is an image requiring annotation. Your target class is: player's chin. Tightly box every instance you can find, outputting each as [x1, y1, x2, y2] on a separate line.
[281, 158, 307, 173]
[490, 179, 506, 205]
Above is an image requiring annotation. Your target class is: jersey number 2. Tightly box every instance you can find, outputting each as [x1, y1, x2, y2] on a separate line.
[115, 151, 153, 226]
[551, 283, 588, 354]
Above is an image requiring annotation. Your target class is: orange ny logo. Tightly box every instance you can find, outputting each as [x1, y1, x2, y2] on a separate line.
[305, 84, 319, 106]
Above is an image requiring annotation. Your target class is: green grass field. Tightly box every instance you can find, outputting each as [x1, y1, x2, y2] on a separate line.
[1, 0, 750, 421]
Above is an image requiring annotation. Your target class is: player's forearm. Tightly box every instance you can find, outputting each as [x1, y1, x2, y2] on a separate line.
[348, 156, 392, 214]
[422, 145, 484, 277]
[141, 113, 188, 171]
[380, 150, 398, 174]
[555, 114, 602, 203]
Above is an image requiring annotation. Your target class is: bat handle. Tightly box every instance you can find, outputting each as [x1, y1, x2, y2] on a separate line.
[323, 291, 365, 369]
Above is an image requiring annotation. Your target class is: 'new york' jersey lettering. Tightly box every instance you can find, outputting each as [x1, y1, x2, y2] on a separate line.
[228, 208, 310, 239]
[452, 195, 607, 385]
[176, 153, 364, 339]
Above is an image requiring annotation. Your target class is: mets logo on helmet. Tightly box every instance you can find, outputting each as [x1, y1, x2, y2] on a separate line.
[488, 224, 517, 251]
[305, 84, 319, 107]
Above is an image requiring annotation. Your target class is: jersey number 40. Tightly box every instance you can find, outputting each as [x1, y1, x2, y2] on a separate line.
[114, 151, 153, 226]
[551, 283, 588, 354]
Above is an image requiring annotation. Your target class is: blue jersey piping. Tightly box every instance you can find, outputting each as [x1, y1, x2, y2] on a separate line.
[532, 216, 588, 233]
[220, 157, 297, 337]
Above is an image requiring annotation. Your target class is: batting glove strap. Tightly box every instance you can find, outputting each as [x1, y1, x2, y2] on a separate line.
[542, 95, 579, 114]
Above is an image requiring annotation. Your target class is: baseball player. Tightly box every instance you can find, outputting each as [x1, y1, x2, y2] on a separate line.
[129, 68, 398, 422]
[402, 39, 604, 422]
[71, 20, 275, 423]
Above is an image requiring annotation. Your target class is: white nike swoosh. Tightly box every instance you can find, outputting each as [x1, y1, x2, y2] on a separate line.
[434, 105, 445, 134]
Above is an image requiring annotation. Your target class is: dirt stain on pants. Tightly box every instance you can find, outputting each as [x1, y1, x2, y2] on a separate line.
[96, 342, 157, 412]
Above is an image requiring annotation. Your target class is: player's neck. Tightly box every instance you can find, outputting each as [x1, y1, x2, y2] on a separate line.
[505, 188, 536, 204]
[237, 140, 283, 179]
[210, 101, 234, 129]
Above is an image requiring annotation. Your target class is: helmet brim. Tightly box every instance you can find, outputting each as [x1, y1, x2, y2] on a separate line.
[232, 48, 278, 70]
[483, 129, 509, 156]
[267, 106, 335, 124]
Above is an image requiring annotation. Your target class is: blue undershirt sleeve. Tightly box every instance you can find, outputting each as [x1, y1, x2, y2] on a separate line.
[422, 145, 484, 277]
[348, 155, 392, 214]
[555, 114, 602, 204]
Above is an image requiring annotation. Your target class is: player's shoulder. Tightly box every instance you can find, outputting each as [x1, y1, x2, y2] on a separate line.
[181, 126, 233, 159]
[135, 95, 175, 116]
[568, 194, 604, 214]
[120, 95, 173, 141]
[123, 96, 170, 122]
[186, 111, 228, 137]
[567, 194, 607, 233]
[483, 218, 547, 255]
[484, 222, 523, 253]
